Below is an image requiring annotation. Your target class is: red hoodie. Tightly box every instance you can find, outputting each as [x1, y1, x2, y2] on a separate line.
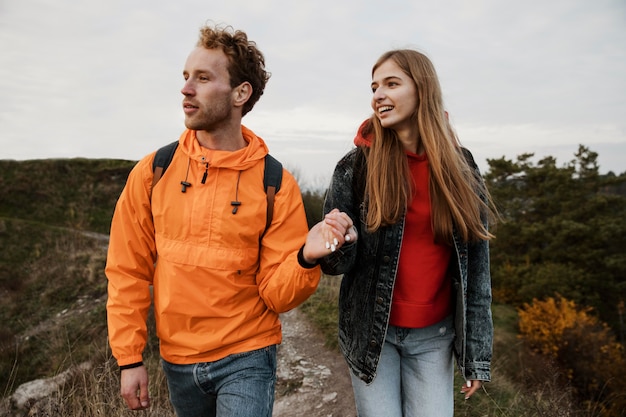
[354, 120, 451, 328]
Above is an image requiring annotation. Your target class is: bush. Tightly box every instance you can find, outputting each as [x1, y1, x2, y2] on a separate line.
[518, 296, 625, 415]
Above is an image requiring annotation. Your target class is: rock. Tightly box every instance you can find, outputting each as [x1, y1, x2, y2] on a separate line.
[273, 308, 356, 417]
[10, 362, 91, 410]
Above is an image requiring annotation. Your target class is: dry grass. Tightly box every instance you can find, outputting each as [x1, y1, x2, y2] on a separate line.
[3, 350, 175, 416]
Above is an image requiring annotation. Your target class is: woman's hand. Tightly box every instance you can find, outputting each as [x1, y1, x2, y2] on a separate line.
[460, 380, 482, 400]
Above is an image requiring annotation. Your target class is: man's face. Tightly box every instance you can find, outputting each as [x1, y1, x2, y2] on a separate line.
[181, 47, 235, 132]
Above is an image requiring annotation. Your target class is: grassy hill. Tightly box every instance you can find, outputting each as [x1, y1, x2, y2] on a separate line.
[0, 158, 135, 234]
[0, 157, 615, 416]
[0, 159, 135, 397]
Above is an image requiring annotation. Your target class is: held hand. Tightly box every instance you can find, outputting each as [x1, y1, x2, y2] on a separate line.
[323, 209, 358, 251]
[120, 366, 150, 410]
[302, 209, 357, 263]
[460, 380, 482, 400]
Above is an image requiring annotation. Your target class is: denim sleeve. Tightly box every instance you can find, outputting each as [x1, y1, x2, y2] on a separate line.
[464, 237, 493, 381]
[463, 148, 494, 381]
[319, 149, 359, 275]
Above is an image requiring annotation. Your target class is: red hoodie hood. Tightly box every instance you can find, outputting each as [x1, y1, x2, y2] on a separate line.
[355, 111, 451, 147]
[354, 119, 373, 147]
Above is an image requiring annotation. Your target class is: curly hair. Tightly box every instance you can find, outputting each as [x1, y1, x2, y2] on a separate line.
[197, 24, 271, 116]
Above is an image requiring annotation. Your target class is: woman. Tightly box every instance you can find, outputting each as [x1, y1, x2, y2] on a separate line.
[320, 49, 497, 416]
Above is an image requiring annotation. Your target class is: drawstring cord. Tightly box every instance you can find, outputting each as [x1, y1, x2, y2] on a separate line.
[231, 171, 242, 214]
[201, 162, 209, 184]
[180, 158, 241, 216]
[180, 158, 192, 192]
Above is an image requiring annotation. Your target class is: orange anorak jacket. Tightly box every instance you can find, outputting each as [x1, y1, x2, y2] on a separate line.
[106, 126, 320, 367]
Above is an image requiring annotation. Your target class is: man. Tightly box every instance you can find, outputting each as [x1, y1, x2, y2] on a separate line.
[106, 24, 353, 416]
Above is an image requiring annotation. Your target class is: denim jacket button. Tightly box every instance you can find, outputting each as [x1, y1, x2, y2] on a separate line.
[376, 297, 384, 304]
[382, 255, 390, 263]
[369, 339, 377, 347]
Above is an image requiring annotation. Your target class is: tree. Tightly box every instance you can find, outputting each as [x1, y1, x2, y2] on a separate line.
[485, 145, 626, 335]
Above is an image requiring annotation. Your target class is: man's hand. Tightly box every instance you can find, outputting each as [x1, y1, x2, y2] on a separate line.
[120, 366, 150, 410]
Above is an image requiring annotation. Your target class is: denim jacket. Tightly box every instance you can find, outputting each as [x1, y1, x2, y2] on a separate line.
[320, 147, 493, 384]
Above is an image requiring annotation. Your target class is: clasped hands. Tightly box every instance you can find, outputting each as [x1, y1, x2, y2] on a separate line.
[302, 209, 357, 264]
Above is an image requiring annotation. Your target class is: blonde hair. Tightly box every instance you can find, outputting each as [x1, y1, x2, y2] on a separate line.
[364, 49, 495, 243]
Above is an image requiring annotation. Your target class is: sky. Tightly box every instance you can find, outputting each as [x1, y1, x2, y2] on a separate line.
[1, 0, 625, 187]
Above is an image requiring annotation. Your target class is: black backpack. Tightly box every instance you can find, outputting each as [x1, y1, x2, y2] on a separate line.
[151, 141, 283, 237]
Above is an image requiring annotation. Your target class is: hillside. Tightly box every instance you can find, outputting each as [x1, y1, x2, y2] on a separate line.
[0, 158, 135, 400]
[1, 156, 625, 416]
[0, 157, 359, 416]
[0, 158, 135, 234]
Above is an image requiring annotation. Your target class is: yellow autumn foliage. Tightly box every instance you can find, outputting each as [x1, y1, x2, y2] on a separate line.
[518, 295, 626, 416]
[517, 295, 595, 357]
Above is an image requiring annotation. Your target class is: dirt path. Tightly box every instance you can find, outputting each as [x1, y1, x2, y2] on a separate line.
[274, 308, 356, 417]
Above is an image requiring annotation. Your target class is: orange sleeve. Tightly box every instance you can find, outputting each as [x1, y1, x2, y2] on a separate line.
[105, 156, 157, 366]
[256, 171, 321, 313]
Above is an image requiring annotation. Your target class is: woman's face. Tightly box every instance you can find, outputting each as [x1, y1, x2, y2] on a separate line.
[371, 59, 418, 132]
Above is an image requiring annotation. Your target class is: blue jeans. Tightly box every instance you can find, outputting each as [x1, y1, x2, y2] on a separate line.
[351, 316, 455, 417]
[161, 345, 277, 417]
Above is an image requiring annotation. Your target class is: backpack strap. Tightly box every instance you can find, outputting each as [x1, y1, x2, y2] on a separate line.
[262, 154, 283, 237]
[151, 141, 179, 191]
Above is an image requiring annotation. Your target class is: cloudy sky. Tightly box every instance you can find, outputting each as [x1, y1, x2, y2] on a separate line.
[1, 0, 624, 186]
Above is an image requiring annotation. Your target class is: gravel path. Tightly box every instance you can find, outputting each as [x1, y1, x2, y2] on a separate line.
[274, 308, 356, 417]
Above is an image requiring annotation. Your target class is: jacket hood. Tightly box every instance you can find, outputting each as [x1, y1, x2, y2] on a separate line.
[354, 119, 374, 147]
[179, 125, 269, 170]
